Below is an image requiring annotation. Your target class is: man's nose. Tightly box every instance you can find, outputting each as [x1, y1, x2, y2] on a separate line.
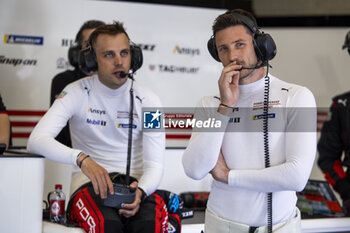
[114, 55, 122, 66]
[228, 48, 239, 63]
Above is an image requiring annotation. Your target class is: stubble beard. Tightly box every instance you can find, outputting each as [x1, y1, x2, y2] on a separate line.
[239, 68, 255, 81]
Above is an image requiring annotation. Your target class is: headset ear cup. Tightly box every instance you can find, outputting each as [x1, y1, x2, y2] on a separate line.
[254, 33, 277, 63]
[68, 45, 81, 68]
[130, 45, 143, 72]
[253, 38, 264, 63]
[343, 31, 350, 55]
[79, 47, 98, 74]
[207, 37, 221, 62]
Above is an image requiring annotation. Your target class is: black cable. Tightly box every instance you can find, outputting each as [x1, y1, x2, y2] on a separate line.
[263, 62, 273, 233]
[126, 77, 134, 186]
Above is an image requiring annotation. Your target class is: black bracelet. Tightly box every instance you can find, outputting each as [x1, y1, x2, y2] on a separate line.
[219, 103, 235, 109]
[78, 155, 90, 168]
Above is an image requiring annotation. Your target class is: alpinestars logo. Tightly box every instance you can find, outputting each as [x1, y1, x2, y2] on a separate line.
[167, 223, 176, 233]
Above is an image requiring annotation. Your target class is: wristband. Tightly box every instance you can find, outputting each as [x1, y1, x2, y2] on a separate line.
[78, 155, 90, 168]
[219, 103, 236, 111]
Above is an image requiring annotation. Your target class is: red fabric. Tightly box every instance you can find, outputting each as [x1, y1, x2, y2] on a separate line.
[326, 201, 344, 213]
[7, 110, 46, 116]
[334, 160, 347, 179]
[69, 187, 105, 233]
[323, 160, 347, 187]
[324, 172, 336, 187]
[332, 101, 337, 109]
[153, 193, 169, 233]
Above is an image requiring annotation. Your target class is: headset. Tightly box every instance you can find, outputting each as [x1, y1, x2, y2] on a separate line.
[342, 30, 350, 55]
[68, 20, 106, 69]
[68, 44, 81, 68]
[207, 12, 276, 65]
[78, 37, 143, 75]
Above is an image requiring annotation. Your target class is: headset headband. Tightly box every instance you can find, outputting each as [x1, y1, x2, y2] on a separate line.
[207, 12, 276, 63]
[78, 35, 143, 75]
[231, 13, 260, 35]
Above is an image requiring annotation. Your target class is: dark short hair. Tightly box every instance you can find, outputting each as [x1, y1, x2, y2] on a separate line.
[89, 21, 129, 48]
[212, 9, 257, 36]
[75, 20, 105, 46]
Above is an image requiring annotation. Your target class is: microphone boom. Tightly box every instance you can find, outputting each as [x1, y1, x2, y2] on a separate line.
[120, 71, 127, 78]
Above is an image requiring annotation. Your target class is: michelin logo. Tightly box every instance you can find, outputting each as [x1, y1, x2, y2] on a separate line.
[4, 34, 43, 45]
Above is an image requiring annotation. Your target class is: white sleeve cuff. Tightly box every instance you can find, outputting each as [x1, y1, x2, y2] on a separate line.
[71, 149, 83, 167]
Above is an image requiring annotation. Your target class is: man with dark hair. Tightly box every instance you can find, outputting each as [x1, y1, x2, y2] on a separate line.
[182, 9, 317, 233]
[50, 20, 105, 147]
[317, 30, 350, 216]
[28, 22, 177, 233]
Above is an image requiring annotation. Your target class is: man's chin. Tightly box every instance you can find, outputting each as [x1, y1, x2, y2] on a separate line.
[239, 69, 254, 80]
[116, 78, 128, 85]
